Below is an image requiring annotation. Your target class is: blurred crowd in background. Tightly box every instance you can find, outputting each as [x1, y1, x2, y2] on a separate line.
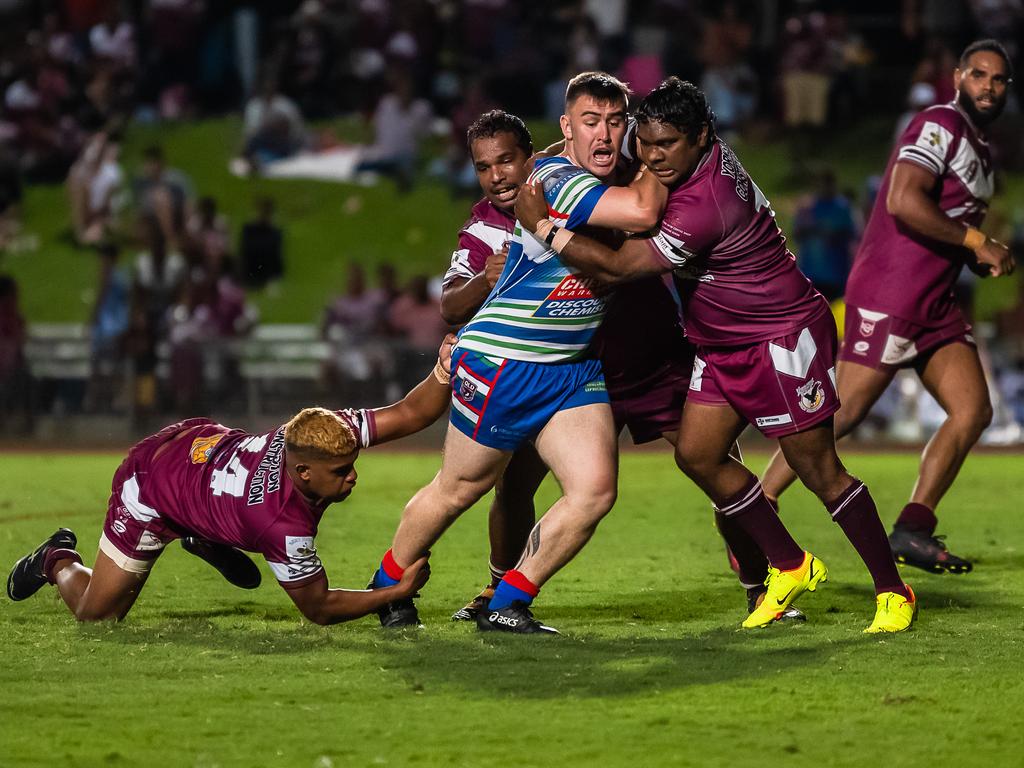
[2, 0, 1024, 441]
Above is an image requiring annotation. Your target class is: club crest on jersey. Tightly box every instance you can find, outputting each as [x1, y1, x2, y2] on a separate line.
[796, 378, 825, 413]
[459, 378, 477, 401]
[190, 434, 224, 464]
[533, 275, 604, 319]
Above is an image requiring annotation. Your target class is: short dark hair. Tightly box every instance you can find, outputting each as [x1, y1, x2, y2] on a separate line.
[960, 39, 1014, 79]
[635, 77, 716, 143]
[466, 110, 533, 156]
[565, 71, 631, 110]
[142, 145, 164, 163]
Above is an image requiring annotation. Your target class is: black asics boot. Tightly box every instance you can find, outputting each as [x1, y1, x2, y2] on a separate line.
[476, 600, 559, 634]
[181, 536, 262, 589]
[7, 528, 78, 601]
[889, 526, 972, 574]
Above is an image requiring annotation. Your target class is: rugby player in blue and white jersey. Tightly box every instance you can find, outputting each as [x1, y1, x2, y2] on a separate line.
[369, 73, 667, 633]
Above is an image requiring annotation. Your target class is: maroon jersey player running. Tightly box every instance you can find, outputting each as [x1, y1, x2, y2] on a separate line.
[762, 40, 1016, 575]
[516, 77, 915, 632]
[6, 340, 456, 624]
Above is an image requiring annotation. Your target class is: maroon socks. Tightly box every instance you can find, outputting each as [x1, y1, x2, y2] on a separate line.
[828, 480, 908, 598]
[718, 475, 805, 572]
[894, 502, 938, 536]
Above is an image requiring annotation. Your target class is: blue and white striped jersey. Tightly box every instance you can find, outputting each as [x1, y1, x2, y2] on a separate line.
[455, 156, 610, 363]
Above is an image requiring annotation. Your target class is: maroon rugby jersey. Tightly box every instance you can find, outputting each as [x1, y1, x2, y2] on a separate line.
[443, 198, 515, 287]
[137, 410, 377, 589]
[846, 103, 994, 325]
[646, 140, 827, 346]
[445, 198, 689, 390]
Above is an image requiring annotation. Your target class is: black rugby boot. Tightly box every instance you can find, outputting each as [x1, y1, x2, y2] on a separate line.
[476, 600, 559, 634]
[7, 528, 78, 601]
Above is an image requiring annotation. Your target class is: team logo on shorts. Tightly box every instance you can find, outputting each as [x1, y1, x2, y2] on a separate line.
[190, 434, 224, 464]
[853, 341, 870, 355]
[459, 378, 477, 402]
[860, 319, 876, 337]
[796, 378, 825, 413]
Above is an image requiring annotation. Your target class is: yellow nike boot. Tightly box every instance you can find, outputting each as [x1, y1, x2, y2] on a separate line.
[742, 552, 828, 629]
[864, 584, 917, 633]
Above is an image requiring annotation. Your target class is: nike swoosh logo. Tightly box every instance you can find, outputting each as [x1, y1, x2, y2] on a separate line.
[776, 586, 796, 606]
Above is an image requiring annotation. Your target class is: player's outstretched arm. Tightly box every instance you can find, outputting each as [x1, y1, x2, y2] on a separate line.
[585, 165, 668, 233]
[888, 161, 1015, 276]
[368, 334, 456, 444]
[515, 181, 664, 284]
[286, 557, 430, 625]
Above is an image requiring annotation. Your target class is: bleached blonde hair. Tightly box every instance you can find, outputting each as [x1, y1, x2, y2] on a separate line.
[284, 407, 357, 460]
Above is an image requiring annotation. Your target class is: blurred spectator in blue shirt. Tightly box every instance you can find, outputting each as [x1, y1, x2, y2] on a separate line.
[794, 170, 858, 302]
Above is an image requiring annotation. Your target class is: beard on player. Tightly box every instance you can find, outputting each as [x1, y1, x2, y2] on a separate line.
[957, 84, 1005, 127]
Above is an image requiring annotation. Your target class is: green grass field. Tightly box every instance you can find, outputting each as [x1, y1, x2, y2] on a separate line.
[2, 449, 1022, 768]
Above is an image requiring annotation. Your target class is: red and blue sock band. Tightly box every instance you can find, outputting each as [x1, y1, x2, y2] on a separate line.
[373, 549, 405, 588]
[488, 569, 539, 611]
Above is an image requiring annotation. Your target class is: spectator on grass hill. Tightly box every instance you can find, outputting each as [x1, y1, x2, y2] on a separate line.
[387, 273, 452, 395]
[134, 219, 187, 332]
[0, 146, 22, 249]
[186, 196, 231, 279]
[133, 145, 193, 250]
[321, 263, 394, 388]
[242, 76, 308, 166]
[68, 131, 125, 246]
[698, 0, 756, 138]
[0, 274, 32, 431]
[388, 274, 451, 353]
[354, 71, 433, 193]
[323, 264, 388, 340]
[240, 197, 284, 288]
[86, 243, 130, 412]
[793, 170, 857, 302]
[779, 10, 831, 129]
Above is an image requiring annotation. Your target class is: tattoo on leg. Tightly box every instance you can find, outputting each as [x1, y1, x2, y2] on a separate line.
[516, 523, 542, 568]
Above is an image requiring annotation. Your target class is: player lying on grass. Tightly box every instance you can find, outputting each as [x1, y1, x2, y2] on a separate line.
[515, 78, 916, 633]
[5, 337, 457, 625]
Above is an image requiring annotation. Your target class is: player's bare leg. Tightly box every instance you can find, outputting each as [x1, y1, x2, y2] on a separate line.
[453, 445, 548, 621]
[389, 424, 511, 565]
[761, 359, 894, 502]
[911, 343, 992, 510]
[513, 403, 617, 584]
[889, 343, 990, 574]
[371, 424, 510, 626]
[53, 549, 151, 621]
[675, 402, 824, 627]
[476, 404, 617, 634]
[490, 446, 547, 572]
[7, 528, 151, 622]
[780, 418, 908, 586]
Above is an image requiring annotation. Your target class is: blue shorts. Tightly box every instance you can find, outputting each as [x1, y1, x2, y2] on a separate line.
[449, 349, 608, 450]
